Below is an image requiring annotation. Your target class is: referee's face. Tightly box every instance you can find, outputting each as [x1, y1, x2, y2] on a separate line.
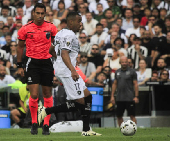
[33, 7, 45, 24]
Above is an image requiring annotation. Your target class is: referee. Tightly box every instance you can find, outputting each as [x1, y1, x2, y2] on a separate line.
[17, 3, 57, 135]
[110, 56, 139, 127]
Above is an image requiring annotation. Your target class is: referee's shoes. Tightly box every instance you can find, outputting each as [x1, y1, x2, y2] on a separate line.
[31, 123, 38, 135]
[42, 124, 50, 135]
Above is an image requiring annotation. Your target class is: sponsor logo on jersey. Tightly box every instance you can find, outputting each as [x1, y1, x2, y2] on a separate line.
[66, 41, 70, 46]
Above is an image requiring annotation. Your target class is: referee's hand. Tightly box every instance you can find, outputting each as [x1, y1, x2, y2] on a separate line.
[71, 69, 79, 82]
[17, 68, 25, 77]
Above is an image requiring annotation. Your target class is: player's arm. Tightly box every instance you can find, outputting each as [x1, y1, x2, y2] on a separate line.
[49, 45, 57, 58]
[50, 24, 58, 58]
[61, 49, 79, 81]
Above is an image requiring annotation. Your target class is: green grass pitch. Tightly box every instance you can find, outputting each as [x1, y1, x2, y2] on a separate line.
[0, 127, 170, 141]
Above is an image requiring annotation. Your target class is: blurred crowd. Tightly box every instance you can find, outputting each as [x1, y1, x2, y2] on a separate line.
[0, 0, 170, 91]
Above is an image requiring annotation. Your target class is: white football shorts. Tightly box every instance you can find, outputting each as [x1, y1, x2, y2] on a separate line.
[57, 76, 86, 100]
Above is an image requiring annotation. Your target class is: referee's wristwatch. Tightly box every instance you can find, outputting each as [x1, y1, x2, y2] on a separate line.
[135, 96, 139, 98]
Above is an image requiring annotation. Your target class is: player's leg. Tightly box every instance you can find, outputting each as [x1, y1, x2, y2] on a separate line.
[80, 88, 102, 136]
[38, 77, 86, 124]
[78, 89, 91, 132]
[116, 101, 125, 127]
[127, 101, 137, 124]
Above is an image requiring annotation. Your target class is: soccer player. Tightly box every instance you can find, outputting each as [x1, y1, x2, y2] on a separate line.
[17, 3, 57, 135]
[38, 12, 101, 136]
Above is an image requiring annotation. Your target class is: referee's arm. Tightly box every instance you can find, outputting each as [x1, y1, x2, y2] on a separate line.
[17, 40, 25, 63]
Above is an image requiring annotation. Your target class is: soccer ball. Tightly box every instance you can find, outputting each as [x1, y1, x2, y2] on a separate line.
[120, 120, 137, 136]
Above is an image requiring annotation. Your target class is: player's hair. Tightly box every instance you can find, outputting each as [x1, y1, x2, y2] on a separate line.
[33, 3, 46, 13]
[66, 12, 80, 22]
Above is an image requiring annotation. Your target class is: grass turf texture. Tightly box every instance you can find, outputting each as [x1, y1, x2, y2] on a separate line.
[0, 127, 170, 141]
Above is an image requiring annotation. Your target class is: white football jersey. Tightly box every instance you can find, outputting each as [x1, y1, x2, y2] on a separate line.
[53, 29, 80, 77]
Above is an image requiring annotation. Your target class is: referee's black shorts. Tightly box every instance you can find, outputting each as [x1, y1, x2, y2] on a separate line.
[116, 101, 136, 117]
[25, 57, 54, 86]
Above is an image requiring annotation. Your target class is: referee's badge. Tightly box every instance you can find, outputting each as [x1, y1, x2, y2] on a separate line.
[46, 32, 50, 39]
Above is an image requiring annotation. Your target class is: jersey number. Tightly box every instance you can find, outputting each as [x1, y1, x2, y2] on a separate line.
[74, 83, 81, 95]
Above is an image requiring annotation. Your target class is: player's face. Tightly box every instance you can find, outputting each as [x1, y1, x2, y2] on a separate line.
[73, 15, 82, 32]
[33, 7, 45, 24]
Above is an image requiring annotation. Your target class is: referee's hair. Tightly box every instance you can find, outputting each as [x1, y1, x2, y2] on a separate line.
[66, 12, 80, 22]
[33, 3, 46, 13]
